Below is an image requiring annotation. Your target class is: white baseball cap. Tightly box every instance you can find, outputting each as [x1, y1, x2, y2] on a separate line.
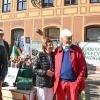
[60, 29, 73, 37]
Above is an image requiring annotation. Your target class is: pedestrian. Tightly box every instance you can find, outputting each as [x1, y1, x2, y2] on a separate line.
[0, 29, 10, 60]
[33, 38, 54, 100]
[0, 45, 8, 100]
[54, 29, 86, 100]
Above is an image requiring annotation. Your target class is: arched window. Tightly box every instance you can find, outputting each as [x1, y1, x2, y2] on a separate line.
[11, 28, 24, 46]
[85, 26, 100, 42]
[45, 27, 60, 41]
[45, 27, 60, 48]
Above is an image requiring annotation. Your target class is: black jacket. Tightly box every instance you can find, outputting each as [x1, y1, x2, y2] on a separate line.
[33, 51, 54, 88]
[4, 40, 10, 60]
[0, 45, 8, 81]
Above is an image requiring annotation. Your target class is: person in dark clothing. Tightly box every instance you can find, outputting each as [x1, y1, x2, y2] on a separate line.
[33, 38, 54, 100]
[0, 30, 10, 60]
[0, 45, 8, 100]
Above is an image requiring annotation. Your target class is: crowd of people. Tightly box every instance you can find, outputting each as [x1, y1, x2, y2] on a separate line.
[0, 28, 87, 100]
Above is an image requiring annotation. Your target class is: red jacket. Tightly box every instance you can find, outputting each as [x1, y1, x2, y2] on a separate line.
[54, 45, 86, 94]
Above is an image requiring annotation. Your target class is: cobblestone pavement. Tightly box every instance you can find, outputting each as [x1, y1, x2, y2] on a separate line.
[85, 74, 100, 100]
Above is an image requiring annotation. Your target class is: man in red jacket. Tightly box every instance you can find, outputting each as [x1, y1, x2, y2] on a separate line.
[54, 29, 86, 100]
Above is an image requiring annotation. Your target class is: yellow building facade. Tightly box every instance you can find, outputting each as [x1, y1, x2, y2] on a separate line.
[0, 0, 100, 45]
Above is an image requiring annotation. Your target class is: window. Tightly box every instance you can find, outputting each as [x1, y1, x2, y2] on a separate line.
[11, 29, 24, 48]
[17, 0, 27, 11]
[45, 27, 60, 42]
[85, 26, 100, 42]
[90, 0, 100, 3]
[45, 27, 60, 48]
[45, 28, 60, 40]
[64, 0, 77, 5]
[42, 0, 53, 7]
[2, 0, 11, 12]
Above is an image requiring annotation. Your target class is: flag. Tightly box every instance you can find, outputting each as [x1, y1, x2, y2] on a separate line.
[10, 45, 20, 59]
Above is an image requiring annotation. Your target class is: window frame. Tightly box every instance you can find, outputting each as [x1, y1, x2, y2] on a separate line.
[64, 0, 78, 5]
[85, 26, 100, 42]
[2, 0, 11, 12]
[45, 27, 60, 41]
[90, 0, 100, 3]
[17, 0, 27, 11]
[42, 0, 54, 8]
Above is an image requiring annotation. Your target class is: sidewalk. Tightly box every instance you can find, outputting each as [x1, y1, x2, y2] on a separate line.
[85, 73, 100, 100]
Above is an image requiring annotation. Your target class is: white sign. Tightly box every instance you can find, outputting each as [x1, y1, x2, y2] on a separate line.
[79, 42, 100, 66]
[20, 36, 32, 56]
[4, 67, 19, 86]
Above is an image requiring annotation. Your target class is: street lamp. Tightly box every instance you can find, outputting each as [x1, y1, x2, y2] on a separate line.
[31, 0, 42, 8]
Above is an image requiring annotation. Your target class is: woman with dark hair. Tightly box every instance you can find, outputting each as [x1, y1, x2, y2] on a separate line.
[33, 38, 54, 100]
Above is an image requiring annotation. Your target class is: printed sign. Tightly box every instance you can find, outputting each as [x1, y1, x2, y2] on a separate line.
[20, 36, 32, 56]
[79, 42, 100, 66]
[4, 67, 19, 86]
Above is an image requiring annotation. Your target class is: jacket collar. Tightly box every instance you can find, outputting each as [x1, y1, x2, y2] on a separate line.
[58, 44, 76, 52]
